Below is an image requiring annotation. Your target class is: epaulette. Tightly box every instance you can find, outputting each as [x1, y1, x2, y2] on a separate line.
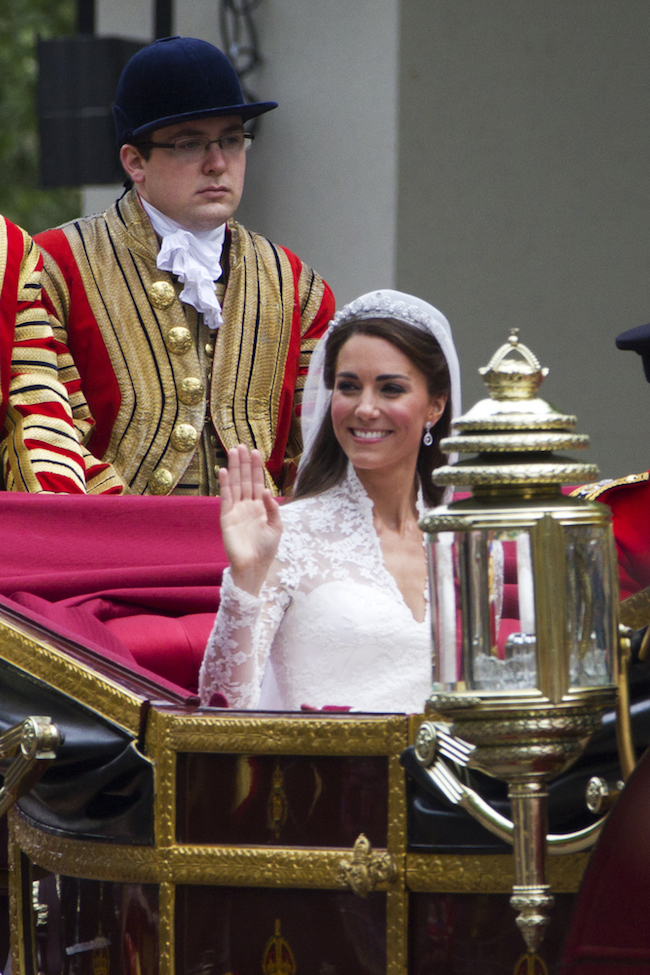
[570, 470, 650, 501]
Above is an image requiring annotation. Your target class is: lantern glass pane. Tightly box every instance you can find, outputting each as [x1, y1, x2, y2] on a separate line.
[564, 524, 616, 688]
[429, 528, 538, 692]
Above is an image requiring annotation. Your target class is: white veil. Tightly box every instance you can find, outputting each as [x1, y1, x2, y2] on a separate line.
[299, 289, 462, 487]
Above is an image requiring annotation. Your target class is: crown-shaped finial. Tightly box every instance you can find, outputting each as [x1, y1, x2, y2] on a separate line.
[431, 331, 599, 492]
[478, 328, 549, 401]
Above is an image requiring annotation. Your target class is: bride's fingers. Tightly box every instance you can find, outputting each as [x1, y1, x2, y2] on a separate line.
[224, 446, 242, 503]
[218, 466, 232, 513]
[237, 444, 254, 501]
[223, 445, 270, 508]
[262, 488, 281, 528]
[250, 449, 267, 497]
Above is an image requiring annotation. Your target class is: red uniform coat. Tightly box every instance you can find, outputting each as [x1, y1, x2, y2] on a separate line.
[36, 190, 334, 495]
[577, 472, 650, 599]
[0, 217, 88, 493]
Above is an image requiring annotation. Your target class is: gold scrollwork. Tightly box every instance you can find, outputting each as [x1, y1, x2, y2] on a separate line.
[336, 834, 396, 898]
[0, 625, 143, 734]
[149, 710, 408, 757]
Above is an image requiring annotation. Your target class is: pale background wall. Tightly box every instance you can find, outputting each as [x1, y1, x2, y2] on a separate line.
[89, 0, 650, 481]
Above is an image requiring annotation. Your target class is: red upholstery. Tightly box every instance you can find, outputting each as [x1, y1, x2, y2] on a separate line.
[0, 494, 228, 692]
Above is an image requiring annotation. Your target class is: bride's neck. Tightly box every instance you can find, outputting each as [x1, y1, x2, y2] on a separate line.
[354, 464, 419, 532]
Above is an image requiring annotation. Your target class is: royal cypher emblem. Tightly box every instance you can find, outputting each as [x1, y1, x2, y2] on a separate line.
[262, 919, 296, 975]
[513, 952, 548, 975]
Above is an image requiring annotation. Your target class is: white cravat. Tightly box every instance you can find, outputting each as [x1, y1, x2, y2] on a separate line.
[140, 197, 226, 330]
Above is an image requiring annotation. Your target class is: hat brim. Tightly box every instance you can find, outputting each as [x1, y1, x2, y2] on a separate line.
[128, 101, 278, 141]
[615, 323, 650, 383]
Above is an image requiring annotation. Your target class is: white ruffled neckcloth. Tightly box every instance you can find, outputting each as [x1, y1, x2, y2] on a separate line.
[140, 196, 226, 330]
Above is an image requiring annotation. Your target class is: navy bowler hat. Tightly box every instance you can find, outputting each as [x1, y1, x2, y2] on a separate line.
[616, 323, 650, 382]
[113, 36, 278, 146]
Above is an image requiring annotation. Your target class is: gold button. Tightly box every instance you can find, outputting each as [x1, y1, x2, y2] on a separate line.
[149, 468, 174, 495]
[171, 423, 199, 452]
[210, 433, 217, 446]
[166, 326, 192, 355]
[149, 280, 177, 309]
[205, 342, 214, 358]
[177, 377, 204, 405]
[214, 464, 221, 475]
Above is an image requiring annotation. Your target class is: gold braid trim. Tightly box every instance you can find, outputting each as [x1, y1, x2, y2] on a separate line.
[571, 470, 650, 500]
[39, 254, 95, 448]
[297, 262, 326, 334]
[3, 230, 87, 492]
[212, 222, 295, 491]
[620, 586, 650, 629]
[53, 192, 206, 493]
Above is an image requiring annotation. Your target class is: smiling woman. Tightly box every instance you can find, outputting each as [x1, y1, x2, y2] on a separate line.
[330, 334, 446, 484]
[199, 290, 462, 713]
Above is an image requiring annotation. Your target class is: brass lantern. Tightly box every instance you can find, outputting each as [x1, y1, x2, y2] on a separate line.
[417, 330, 624, 958]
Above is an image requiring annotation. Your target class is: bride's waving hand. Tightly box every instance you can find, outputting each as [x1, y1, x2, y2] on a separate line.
[219, 445, 283, 596]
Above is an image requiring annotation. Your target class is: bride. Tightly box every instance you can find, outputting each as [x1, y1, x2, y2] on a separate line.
[199, 290, 461, 712]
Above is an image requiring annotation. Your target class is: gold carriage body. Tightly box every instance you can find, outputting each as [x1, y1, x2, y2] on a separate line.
[1, 331, 626, 973]
[0, 598, 589, 975]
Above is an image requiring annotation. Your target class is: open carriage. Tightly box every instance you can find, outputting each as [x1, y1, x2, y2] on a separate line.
[0, 489, 644, 975]
[1, 332, 650, 973]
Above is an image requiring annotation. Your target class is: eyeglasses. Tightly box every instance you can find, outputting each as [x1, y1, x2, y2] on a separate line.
[137, 131, 254, 160]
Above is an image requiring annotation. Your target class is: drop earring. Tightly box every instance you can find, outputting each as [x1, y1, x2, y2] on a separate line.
[423, 421, 433, 447]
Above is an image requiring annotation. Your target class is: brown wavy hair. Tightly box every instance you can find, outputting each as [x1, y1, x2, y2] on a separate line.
[293, 317, 452, 507]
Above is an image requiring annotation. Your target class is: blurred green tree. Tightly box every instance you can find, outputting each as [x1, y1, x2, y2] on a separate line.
[0, 0, 80, 234]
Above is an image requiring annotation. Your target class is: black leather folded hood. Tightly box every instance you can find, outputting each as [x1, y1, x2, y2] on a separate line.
[0, 657, 153, 845]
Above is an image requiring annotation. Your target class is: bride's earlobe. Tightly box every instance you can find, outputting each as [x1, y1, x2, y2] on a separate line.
[427, 395, 447, 427]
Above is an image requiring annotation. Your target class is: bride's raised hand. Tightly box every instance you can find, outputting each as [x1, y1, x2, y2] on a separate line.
[219, 445, 283, 595]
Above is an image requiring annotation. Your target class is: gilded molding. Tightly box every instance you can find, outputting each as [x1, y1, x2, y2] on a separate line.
[0, 619, 143, 734]
[545, 852, 590, 892]
[8, 821, 25, 975]
[11, 810, 161, 883]
[386, 889, 408, 975]
[407, 852, 516, 893]
[166, 845, 402, 889]
[388, 751, 408, 856]
[12, 808, 402, 890]
[406, 851, 587, 893]
[159, 882, 175, 975]
[147, 709, 408, 756]
[150, 716, 177, 850]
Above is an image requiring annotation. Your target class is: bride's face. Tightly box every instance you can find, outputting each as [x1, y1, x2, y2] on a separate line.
[330, 334, 446, 474]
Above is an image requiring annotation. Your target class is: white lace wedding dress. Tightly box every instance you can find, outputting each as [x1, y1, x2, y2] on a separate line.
[199, 465, 433, 712]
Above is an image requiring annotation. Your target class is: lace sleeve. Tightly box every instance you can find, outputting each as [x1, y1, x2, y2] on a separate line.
[198, 567, 289, 708]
